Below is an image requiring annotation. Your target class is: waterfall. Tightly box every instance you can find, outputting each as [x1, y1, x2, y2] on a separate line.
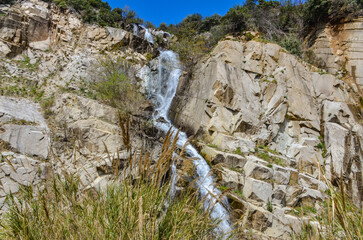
[140, 25, 154, 44]
[133, 24, 138, 36]
[147, 50, 232, 236]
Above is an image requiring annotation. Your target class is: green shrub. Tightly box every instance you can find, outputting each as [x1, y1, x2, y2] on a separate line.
[90, 57, 144, 113]
[280, 35, 302, 57]
[303, 0, 330, 26]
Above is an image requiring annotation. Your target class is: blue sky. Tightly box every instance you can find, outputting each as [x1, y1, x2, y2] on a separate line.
[107, 0, 243, 26]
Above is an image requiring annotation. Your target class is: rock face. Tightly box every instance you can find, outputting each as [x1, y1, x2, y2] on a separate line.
[0, 0, 163, 214]
[170, 38, 363, 238]
[0, 1, 156, 57]
[308, 17, 363, 89]
[0, 97, 50, 211]
[0, 97, 50, 158]
[0, 152, 49, 211]
[0, 1, 362, 239]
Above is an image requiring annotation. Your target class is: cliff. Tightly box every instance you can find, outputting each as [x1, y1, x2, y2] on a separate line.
[170, 36, 362, 238]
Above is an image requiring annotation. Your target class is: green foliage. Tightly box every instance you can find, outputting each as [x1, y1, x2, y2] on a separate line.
[267, 199, 273, 212]
[219, 185, 228, 191]
[199, 14, 222, 33]
[40, 96, 55, 119]
[158, 22, 168, 31]
[314, 160, 363, 240]
[207, 143, 218, 149]
[303, 0, 363, 30]
[303, 0, 330, 26]
[255, 146, 286, 167]
[50, 0, 143, 27]
[317, 136, 327, 157]
[234, 147, 245, 157]
[233, 189, 244, 198]
[280, 35, 302, 56]
[0, 0, 15, 4]
[145, 21, 155, 29]
[0, 177, 218, 239]
[221, 5, 248, 32]
[90, 57, 143, 113]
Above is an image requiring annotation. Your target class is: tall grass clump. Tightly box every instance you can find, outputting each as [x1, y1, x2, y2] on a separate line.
[0, 116, 223, 239]
[314, 159, 363, 240]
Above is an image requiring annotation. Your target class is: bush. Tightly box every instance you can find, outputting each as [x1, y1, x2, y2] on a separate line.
[50, 0, 143, 27]
[280, 35, 302, 56]
[303, 0, 330, 26]
[90, 57, 143, 113]
[303, 0, 363, 30]
[0, 0, 15, 4]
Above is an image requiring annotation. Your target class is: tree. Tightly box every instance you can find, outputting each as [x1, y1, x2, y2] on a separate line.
[303, 0, 330, 26]
[199, 14, 221, 33]
[158, 22, 168, 31]
[146, 21, 155, 29]
[221, 6, 247, 32]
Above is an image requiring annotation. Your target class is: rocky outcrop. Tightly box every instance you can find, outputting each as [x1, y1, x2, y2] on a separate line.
[0, 96, 50, 158]
[308, 17, 363, 90]
[170, 37, 363, 238]
[0, 97, 50, 211]
[0, 0, 163, 213]
[0, 0, 157, 58]
[0, 152, 50, 211]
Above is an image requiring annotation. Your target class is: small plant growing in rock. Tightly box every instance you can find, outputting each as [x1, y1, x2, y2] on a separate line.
[267, 199, 273, 212]
[234, 147, 245, 157]
[234, 190, 244, 198]
[207, 143, 218, 149]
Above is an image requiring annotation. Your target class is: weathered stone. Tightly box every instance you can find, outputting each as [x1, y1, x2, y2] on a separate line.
[244, 161, 273, 180]
[0, 125, 49, 158]
[0, 96, 48, 128]
[220, 167, 244, 190]
[243, 177, 273, 203]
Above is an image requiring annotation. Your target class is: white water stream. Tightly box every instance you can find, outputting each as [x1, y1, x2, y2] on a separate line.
[140, 25, 154, 44]
[147, 51, 232, 235]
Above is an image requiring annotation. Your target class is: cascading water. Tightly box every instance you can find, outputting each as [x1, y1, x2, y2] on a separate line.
[133, 24, 138, 36]
[147, 50, 232, 236]
[140, 25, 154, 44]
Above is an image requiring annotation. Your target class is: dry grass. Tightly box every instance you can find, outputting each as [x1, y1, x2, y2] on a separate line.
[0, 115, 226, 240]
[310, 158, 363, 240]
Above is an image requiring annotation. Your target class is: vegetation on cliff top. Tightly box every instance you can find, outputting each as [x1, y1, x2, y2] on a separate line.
[1, 0, 144, 27]
[162, 0, 362, 68]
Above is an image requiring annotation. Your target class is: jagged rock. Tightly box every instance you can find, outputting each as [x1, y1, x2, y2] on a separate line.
[244, 161, 273, 180]
[0, 41, 11, 56]
[169, 36, 363, 213]
[0, 152, 49, 212]
[309, 17, 363, 87]
[273, 167, 290, 185]
[271, 185, 287, 206]
[220, 167, 244, 190]
[243, 177, 273, 203]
